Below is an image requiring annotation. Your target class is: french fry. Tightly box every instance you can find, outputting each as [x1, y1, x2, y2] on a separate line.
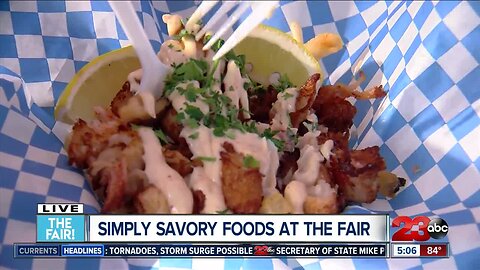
[305, 33, 343, 59]
[162, 14, 183, 36]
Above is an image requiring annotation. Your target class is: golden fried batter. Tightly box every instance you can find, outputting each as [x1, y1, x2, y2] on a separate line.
[111, 82, 170, 125]
[111, 82, 134, 116]
[192, 189, 206, 214]
[134, 185, 170, 214]
[67, 108, 137, 168]
[101, 158, 127, 213]
[163, 148, 194, 177]
[220, 142, 263, 214]
[290, 73, 321, 128]
[304, 195, 338, 214]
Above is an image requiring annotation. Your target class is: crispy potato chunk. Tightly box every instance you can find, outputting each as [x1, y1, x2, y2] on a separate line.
[100, 158, 127, 213]
[68, 108, 137, 168]
[259, 191, 292, 214]
[163, 148, 194, 177]
[159, 106, 183, 143]
[134, 185, 170, 214]
[304, 195, 338, 214]
[192, 189, 206, 214]
[111, 82, 169, 125]
[220, 142, 263, 214]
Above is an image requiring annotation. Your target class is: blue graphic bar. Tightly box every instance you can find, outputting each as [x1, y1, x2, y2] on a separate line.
[14, 243, 389, 257]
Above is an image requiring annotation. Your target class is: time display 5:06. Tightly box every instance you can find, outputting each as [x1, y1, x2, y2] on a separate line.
[393, 244, 420, 257]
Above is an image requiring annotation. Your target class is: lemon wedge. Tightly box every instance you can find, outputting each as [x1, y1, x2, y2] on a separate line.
[54, 46, 140, 124]
[233, 24, 323, 87]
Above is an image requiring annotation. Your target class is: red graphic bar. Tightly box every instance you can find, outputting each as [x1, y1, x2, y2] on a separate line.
[420, 244, 448, 257]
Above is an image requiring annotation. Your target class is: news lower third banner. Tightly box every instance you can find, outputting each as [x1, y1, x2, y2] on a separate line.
[35, 203, 388, 243]
[23, 204, 452, 259]
[26, 203, 391, 258]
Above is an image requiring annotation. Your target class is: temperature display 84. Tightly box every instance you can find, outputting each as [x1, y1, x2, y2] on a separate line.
[391, 243, 448, 258]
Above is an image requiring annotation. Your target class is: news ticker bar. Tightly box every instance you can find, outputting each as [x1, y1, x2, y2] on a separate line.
[391, 243, 449, 258]
[15, 243, 388, 258]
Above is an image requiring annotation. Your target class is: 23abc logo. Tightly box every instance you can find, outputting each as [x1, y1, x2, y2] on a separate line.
[392, 216, 449, 241]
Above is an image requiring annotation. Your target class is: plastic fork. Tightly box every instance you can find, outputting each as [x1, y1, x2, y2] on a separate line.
[186, 1, 280, 61]
[108, 1, 169, 118]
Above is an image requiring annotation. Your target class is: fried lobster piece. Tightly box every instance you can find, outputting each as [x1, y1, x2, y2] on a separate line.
[312, 71, 386, 134]
[290, 73, 321, 129]
[110, 81, 169, 126]
[68, 108, 147, 212]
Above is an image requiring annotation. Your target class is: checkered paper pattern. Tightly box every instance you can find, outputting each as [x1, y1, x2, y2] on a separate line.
[1, 1, 479, 269]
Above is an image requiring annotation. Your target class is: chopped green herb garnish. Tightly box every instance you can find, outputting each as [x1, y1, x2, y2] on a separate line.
[153, 129, 172, 144]
[213, 127, 225, 137]
[261, 128, 285, 152]
[206, 59, 220, 88]
[224, 51, 246, 75]
[184, 84, 200, 102]
[188, 132, 199, 139]
[164, 59, 209, 95]
[175, 112, 186, 123]
[168, 44, 174, 49]
[243, 155, 260, 169]
[274, 74, 294, 92]
[172, 28, 194, 40]
[181, 17, 202, 27]
[211, 39, 224, 53]
[225, 130, 236, 140]
[197, 156, 216, 162]
[282, 92, 294, 99]
[216, 209, 230, 214]
[184, 104, 204, 121]
[184, 118, 199, 129]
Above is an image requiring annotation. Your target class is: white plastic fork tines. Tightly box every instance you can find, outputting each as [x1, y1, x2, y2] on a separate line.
[108, 1, 170, 118]
[187, 1, 280, 61]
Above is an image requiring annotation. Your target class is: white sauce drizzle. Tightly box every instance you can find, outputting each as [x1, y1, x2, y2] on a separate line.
[181, 125, 280, 213]
[188, 167, 226, 213]
[284, 180, 307, 214]
[138, 127, 193, 214]
[270, 87, 298, 131]
[224, 60, 250, 119]
[167, 81, 209, 115]
[320, 140, 334, 161]
[287, 129, 337, 213]
[293, 130, 323, 186]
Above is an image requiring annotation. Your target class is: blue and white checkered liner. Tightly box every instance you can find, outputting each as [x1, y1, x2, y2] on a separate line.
[1, 0, 479, 269]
